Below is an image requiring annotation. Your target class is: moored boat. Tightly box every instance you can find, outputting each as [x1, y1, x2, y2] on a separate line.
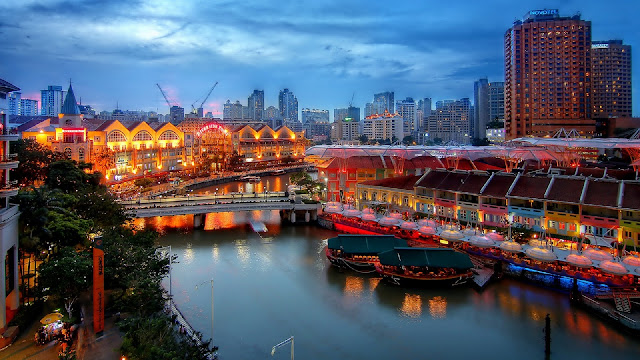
[325, 235, 408, 271]
[271, 169, 286, 175]
[240, 175, 261, 182]
[375, 247, 474, 287]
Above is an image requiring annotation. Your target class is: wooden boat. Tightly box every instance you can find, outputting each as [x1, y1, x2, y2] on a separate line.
[375, 247, 474, 287]
[271, 169, 286, 176]
[325, 235, 408, 271]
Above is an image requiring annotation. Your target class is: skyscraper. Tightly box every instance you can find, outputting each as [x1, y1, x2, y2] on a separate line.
[473, 78, 489, 139]
[374, 91, 394, 114]
[169, 105, 185, 124]
[333, 106, 360, 123]
[19, 99, 39, 116]
[591, 40, 632, 119]
[301, 109, 329, 124]
[278, 88, 298, 122]
[248, 90, 264, 121]
[396, 97, 417, 138]
[40, 85, 64, 116]
[488, 82, 505, 124]
[504, 9, 593, 139]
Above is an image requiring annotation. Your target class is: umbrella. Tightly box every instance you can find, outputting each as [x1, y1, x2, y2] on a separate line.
[462, 228, 480, 236]
[525, 247, 557, 262]
[564, 254, 593, 267]
[622, 255, 640, 267]
[485, 232, 505, 242]
[324, 206, 342, 214]
[389, 213, 404, 220]
[583, 248, 613, 261]
[378, 217, 400, 227]
[400, 221, 419, 230]
[41, 312, 64, 325]
[500, 241, 523, 253]
[417, 219, 437, 227]
[360, 213, 377, 222]
[439, 229, 465, 241]
[418, 226, 437, 236]
[599, 261, 628, 276]
[469, 235, 495, 248]
[361, 208, 375, 214]
[342, 209, 362, 218]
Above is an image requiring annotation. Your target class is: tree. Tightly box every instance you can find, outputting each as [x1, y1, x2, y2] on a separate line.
[91, 147, 115, 177]
[10, 139, 64, 186]
[358, 134, 369, 144]
[471, 137, 491, 146]
[38, 247, 92, 319]
[402, 135, 414, 145]
[45, 160, 101, 194]
[289, 171, 312, 187]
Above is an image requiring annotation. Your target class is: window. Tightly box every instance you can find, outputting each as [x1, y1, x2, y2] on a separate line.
[132, 131, 153, 141]
[64, 147, 72, 159]
[107, 130, 127, 142]
[94, 136, 101, 142]
[159, 131, 179, 140]
[78, 148, 85, 161]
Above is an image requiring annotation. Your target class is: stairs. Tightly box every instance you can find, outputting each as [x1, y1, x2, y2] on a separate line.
[614, 295, 632, 313]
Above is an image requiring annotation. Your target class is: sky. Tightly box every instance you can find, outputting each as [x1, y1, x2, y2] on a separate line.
[1, 0, 638, 120]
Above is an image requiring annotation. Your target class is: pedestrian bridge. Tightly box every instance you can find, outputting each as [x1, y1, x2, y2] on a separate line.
[120, 192, 321, 226]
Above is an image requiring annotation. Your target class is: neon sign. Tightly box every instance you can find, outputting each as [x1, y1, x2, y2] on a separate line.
[196, 122, 226, 137]
[529, 9, 558, 16]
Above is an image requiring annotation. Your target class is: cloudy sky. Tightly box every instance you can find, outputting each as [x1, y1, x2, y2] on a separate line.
[1, 0, 638, 119]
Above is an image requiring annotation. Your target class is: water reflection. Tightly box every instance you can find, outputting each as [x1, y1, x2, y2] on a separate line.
[428, 296, 447, 319]
[401, 293, 422, 318]
[344, 276, 365, 297]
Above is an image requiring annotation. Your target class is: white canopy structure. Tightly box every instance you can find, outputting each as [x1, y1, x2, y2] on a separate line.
[622, 255, 640, 267]
[469, 235, 495, 248]
[378, 217, 400, 227]
[564, 254, 593, 268]
[485, 232, 505, 242]
[399, 221, 419, 230]
[342, 209, 362, 218]
[418, 226, 437, 236]
[525, 247, 558, 262]
[360, 213, 377, 222]
[583, 248, 614, 261]
[500, 241, 523, 253]
[417, 219, 438, 228]
[599, 261, 628, 276]
[439, 229, 465, 241]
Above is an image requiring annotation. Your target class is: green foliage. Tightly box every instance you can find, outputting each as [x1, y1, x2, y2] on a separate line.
[38, 247, 92, 319]
[120, 315, 215, 360]
[45, 160, 102, 194]
[10, 139, 64, 186]
[46, 211, 93, 248]
[486, 119, 504, 129]
[289, 172, 311, 187]
[8, 300, 44, 329]
[402, 135, 414, 145]
[358, 134, 369, 144]
[101, 227, 170, 316]
[471, 137, 491, 146]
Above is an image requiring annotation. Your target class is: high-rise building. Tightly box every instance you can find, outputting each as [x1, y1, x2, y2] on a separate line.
[373, 91, 394, 114]
[7, 92, 19, 115]
[264, 105, 281, 128]
[334, 106, 360, 123]
[223, 100, 245, 120]
[363, 113, 403, 141]
[278, 88, 298, 122]
[426, 98, 471, 144]
[19, 99, 39, 116]
[591, 40, 632, 119]
[396, 97, 417, 137]
[504, 9, 593, 139]
[473, 78, 489, 139]
[40, 85, 64, 116]
[169, 105, 185, 124]
[330, 118, 360, 142]
[488, 82, 505, 124]
[301, 109, 329, 124]
[248, 90, 264, 121]
[0, 78, 20, 332]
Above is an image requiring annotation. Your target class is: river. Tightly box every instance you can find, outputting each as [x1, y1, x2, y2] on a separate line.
[133, 209, 640, 360]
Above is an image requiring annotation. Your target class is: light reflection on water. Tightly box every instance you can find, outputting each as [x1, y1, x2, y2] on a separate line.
[151, 213, 640, 360]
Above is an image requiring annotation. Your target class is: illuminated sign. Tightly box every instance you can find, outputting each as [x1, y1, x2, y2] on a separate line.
[61, 129, 86, 134]
[93, 237, 105, 335]
[196, 122, 225, 137]
[591, 44, 610, 49]
[529, 9, 558, 16]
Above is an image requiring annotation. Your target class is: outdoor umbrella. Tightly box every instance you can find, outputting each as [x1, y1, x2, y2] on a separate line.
[40, 312, 63, 325]
[400, 221, 419, 231]
[583, 248, 613, 261]
[500, 241, 523, 253]
[564, 254, 593, 268]
[469, 235, 495, 248]
[485, 232, 505, 242]
[417, 219, 437, 228]
[418, 226, 436, 236]
[599, 261, 628, 276]
[622, 255, 640, 267]
[525, 247, 557, 262]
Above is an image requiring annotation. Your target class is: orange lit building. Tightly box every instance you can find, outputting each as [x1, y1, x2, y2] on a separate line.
[504, 9, 595, 139]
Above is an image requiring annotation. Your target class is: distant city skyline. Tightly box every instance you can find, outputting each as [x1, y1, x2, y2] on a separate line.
[1, 1, 638, 120]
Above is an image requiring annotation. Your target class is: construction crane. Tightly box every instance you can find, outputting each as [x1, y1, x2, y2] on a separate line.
[349, 92, 355, 107]
[191, 82, 219, 117]
[156, 83, 176, 109]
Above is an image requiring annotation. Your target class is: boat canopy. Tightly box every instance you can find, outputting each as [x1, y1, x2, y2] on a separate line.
[327, 235, 407, 255]
[377, 247, 473, 269]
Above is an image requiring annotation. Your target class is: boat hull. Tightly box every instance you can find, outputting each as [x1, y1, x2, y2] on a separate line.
[326, 254, 377, 271]
[377, 269, 473, 287]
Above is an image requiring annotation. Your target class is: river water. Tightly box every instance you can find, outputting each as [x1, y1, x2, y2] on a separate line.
[133, 207, 640, 360]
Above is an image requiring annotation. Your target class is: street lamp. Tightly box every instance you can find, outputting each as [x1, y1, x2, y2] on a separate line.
[195, 279, 214, 349]
[271, 336, 294, 360]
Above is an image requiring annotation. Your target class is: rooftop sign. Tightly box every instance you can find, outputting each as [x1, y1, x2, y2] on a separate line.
[592, 43, 610, 49]
[529, 9, 558, 16]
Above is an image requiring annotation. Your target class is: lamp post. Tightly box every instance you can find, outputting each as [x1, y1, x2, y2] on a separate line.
[195, 279, 214, 348]
[271, 336, 294, 360]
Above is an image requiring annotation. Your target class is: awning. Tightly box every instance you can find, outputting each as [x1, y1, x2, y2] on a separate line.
[377, 247, 473, 269]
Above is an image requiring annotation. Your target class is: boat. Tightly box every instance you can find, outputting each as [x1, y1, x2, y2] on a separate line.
[271, 169, 286, 176]
[375, 247, 474, 287]
[249, 220, 267, 233]
[240, 175, 261, 182]
[325, 235, 408, 271]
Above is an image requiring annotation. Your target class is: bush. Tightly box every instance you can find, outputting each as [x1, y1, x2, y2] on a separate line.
[134, 178, 154, 188]
[8, 300, 44, 329]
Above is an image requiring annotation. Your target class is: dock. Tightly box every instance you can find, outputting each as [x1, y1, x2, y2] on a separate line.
[472, 267, 494, 289]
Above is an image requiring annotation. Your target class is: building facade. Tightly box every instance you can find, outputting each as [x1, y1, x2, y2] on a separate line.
[0, 79, 20, 333]
[362, 112, 403, 141]
[591, 40, 632, 119]
[426, 98, 471, 144]
[396, 97, 417, 138]
[278, 88, 298, 122]
[301, 108, 329, 124]
[40, 85, 64, 116]
[248, 90, 264, 122]
[504, 9, 594, 139]
[330, 118, 360, 142]
[473, 78, 489, 139]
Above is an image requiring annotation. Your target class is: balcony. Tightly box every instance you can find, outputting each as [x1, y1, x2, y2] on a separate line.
[0, 154, 19, 170]
[0, 134, 19, 142]
[508, 205, 544, 218]
[480, 203, 508, 215]
[435, 198, 455, 207]
[546, 210, 579, 220]
[581, 214, 618, 228]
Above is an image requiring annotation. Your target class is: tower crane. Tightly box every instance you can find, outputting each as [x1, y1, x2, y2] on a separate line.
[191, 82, 219, 117]
[156, 83, 176, 109]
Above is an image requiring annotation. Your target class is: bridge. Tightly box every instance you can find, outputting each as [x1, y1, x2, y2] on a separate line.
[120, 192, 321, 227]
